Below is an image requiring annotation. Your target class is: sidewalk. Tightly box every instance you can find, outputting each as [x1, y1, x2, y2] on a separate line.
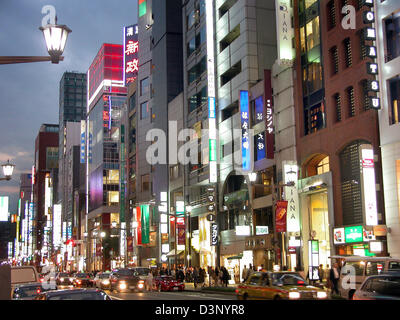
[184, 282, 237, 295]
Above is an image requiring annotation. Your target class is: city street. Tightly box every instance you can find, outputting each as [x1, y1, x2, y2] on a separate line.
[105, 290, 235, 301]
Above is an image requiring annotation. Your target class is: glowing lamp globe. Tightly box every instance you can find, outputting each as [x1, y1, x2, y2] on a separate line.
[39, 23, 71, 63]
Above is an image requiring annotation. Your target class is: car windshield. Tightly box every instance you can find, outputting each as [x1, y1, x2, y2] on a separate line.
[116, 269, 135, 277]
[58, 273, 69, 277]
[370, 277, 400, 297]
[15, 285, 42, 298]
[271, 273, 306, 286]
[76, 273, 90, 278]
[48, 292, 109, 300]
[100, 273, 111, 279]
[132, 268, 149, 276]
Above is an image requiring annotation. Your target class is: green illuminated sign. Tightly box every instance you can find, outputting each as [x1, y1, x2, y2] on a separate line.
[139, 0, 147, 17]
[209, 139, 217, 162]
[345, 226, 363, 243]
[311, 240, 319, 253]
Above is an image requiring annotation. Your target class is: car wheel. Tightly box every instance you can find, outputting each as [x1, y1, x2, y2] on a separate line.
[242, 293, 248, 300]
[273, 295, 281, 300]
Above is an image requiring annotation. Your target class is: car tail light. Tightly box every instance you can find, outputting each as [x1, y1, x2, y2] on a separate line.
[235, 289, 238, 293]
[40, 278, 44, 283]
[297, 280, 305, 285]
[37, 289, 41, 294]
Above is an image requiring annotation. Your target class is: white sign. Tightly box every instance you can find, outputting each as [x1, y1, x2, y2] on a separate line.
[0, 196, 9, 221]
[120, 222, 126, 257]
[333, 227, 345, 244]
[256, 226, 269, 235]
[275, 0, 294, 65]
[162, 244, 170, 254]
[53, 204, 62, 248]
[235, 225, 251, 236]
[369, 241, 382, 253]
[283, 161, 300, 232]
[360, 145, 378, 226]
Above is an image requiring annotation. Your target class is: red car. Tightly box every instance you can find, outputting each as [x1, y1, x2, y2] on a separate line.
[153, 276, 184, 292]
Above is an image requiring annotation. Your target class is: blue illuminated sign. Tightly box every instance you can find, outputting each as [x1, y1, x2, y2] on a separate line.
[240, 90, 250, 171]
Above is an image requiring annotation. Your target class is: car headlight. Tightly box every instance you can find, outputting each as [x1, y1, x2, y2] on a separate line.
[119, 281, 127, 290]
[138, 283, 144, 289]
[69, 278, 74, 282]
[60, 278, 64, 282]
[317, 291, 327, 299]
[288, 292, 301, 299]
[102, 279, 110, 285]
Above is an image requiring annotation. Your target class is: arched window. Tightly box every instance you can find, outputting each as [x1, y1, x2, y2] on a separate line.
[317, 156, 330, 175]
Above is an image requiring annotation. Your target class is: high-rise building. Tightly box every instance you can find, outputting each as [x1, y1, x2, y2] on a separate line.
[86, 43, 127, 271]
[33, 124, 59, 267]
[375, 0, 400, 257]
[134, 0, 183, 267]
[290, 0, 387, 278]
[58, 72, 87, 247]
[17, 173, 33, 261]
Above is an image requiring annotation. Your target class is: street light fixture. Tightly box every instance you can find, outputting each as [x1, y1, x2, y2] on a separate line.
[0, 160, 15, 181]
[100, 231, 106, 238]
[0, 17, 71, 65]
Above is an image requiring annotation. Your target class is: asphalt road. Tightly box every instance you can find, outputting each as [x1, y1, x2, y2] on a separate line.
[105, 290, 236, 300]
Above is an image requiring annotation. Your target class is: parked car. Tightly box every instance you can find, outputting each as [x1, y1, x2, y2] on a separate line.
[236, 271, 329, 300]
[353, 272, 400, 300]
[73, 273, 94, 288]
[34, 288, 112, 300]
[329, 255, 400, 299]
[94, 272, 111, 290]
[110, 268, 145, 293]
[56, 272, 74, 287]
[12, 283, 44, 300]
[153, 275, 185, 292]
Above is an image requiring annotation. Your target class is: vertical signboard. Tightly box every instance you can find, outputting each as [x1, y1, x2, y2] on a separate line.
[141, 205, 150, 244]
[0, 196, 9, 221]
[360, 145, 378, 226]
[120, 124, 126, 222]
[177, 217, 186, 245]
[283, 161, 300, 233]
[308, 240, 320, 281]
[240, 90, 251, 172]
[139, 0, 147, 17]
[211, 223, 218, 246]
[275, 0, 294, 65]
[275, 200, 288, 233]
[136, 206, 142, 245]
[264, 70, 274, 159]
[123, 24, 139, 86]
[53, 204, 62, 249]
[80, 120, 86, 163]
[206, 0, 217, 183]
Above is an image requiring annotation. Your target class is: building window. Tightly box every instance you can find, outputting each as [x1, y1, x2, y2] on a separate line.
[317, 156, 330, 175]
[187, 10, 196, 30]
[340, 140, 370, 225]
[188, 56, 207, 85]
[187, 37, 196, 57]
[361, 79, 371, 111]
[304, 102, 325, 135]
[389, 75, 400, 125]
[384, 12, 400, 62]
[220, 60, 242, 86]
[129, 92, 136, 112]
[344, 38, 352, 68]
[327, 1, 336, 30]
[219, 24, 240, 52]
[359, 30, 367, 60]
[188, 86, 207, 113]
[334, 93, 342, 122]
[330, 46, 339, 75]
[141, 174, 150, 192]
[347, 86, 355, 117]
[140, 77, 150, 96]
[140, 101, 150, 120]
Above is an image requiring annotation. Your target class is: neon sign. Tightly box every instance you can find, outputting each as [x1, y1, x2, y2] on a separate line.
[123, 24, 139, 86]
[240, 90, 251, 171]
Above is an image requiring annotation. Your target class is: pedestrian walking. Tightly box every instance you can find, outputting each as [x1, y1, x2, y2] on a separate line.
[329, 263, 341, 295]
[221, 267, 229, 287]
[214, 267, 220, 286]
[146, 270, 153, 291]
[242, 265, 248, 282]
[193, 267, 199, 288]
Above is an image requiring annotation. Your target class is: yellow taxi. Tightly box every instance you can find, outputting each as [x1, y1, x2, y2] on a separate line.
[236, 271, 329, 300]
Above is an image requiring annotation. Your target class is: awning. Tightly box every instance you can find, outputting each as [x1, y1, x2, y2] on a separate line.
[227, 253, 243, 260]
[166, 249, 184, 257]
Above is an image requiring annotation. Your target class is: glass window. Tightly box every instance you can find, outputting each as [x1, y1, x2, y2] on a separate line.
[317, 156, 330, 175]
[366, 261, 385, 276]
[342, 261, 364, 276]
[248, 274, 262, 285]
[270, 273, 306, 286]
[140, 101, 150, 120]
[187, 37, 196, 57]
[388, 75, 400, 125]
[306, 16, 320, 52]
[199, 0, 206, 16]
[140, 78, 150, 96]
[389, 261, 400, 270]
[384, 13, 400, 62]
[187, 10, 195, 30]
[141, 174, 150, 192]
[129, 92, 136, 112]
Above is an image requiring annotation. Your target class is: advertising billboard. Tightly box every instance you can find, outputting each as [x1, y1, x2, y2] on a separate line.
[53, 204, 62, 248]
[360, 145, 378, 226]
[275, 0, 294, 65]
[0, 196, 9, 221]
[123, 24, 139, 86]
[275, 200, 288, 233]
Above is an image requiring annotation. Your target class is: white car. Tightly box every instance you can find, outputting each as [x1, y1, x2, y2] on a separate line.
[353, 272, 400, 300]
[94, 272, 111, 290]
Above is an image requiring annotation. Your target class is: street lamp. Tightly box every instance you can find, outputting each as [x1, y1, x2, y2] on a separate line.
[0, 160, 15, 181]
[100, 231, 106, 238]
[0, 17, 71, 65]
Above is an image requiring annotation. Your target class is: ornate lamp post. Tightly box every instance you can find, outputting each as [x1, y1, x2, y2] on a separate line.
[0, 160, 15, 181]
[0, 18, 71, 65]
